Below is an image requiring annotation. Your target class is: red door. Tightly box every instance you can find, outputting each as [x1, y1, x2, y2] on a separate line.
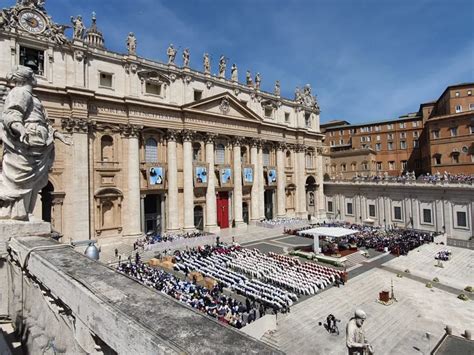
[217, 192, 229, 228]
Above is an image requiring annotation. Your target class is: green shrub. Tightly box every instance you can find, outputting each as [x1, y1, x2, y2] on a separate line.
[433, 277, 439, 283]
[457, 294, 469, 301]
[464, 286, 473, 293]
[404, 269, 410, 274]
[426, 282, 433, 288]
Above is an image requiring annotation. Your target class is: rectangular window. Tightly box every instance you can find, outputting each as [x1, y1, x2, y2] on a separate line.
[193, 90, 203, 101]
[327, 201, 333, 212]
[469, 104, 474, 111]
[145, 82, 162, 96]
[399, 122, 406, 128]
[470, 126, 474, 134]
[346, 202, 353, 215]
[339, 139, 344, 145]
[369, 204, 376, 218]
[456, 211, 467, 227]
[401, 160, 407, 170]
[330, 141, 335, 146]
[450, 127, 458, 137]
[264, 107, 274, 118]
[375, 143, 381, 151]
[432, 130, 440, 139]
[452, 154, 459, 164]
[388, 142, 393, 150]
[455, 105, 462, 113]
[412, 121, 418, 128]
[388, 133, 394, 140]
[455, 91, 460, 97]
[413, 140, 419, 148]
[376, 135, 381, 141]
[387, 124, 393, 130]
[285, 112, 290, 122]
[413, 131, 419, 138]
[339, 129, 344, 136]
[400, 132, 406, 138]
[20, 46, 45, 76]
[468, 90, 472, 96]
[434, 155, 441, 165]
[389, 161, 395, 170]
[376, 161, 382, 170]
[394, 206, 402, 220]
[341, 164, 347, 172]
[99, 72, 113, 88]
[423, 209, 432, 224]
[400, 141, 407, 149]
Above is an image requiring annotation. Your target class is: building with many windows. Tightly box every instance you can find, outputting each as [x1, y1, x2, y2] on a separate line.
[322, 83, 474, 178]
[0, 1, 325, 241]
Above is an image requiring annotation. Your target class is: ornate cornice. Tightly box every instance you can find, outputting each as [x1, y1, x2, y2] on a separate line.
[275, 141, 287, 151]
[231, 136, 245, 146]
[204, 133, 217, 144]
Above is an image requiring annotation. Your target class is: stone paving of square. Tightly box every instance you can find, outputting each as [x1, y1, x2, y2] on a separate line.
[268, 267, 473, 355]
[382, 243, 474, 291]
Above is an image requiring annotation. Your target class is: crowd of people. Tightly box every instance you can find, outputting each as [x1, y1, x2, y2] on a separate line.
[293, 222, 435, 256]
[330, 172, 473, 185]
[117, 258, 268, 329]
[435, 250, 451, 261]
[257, 217, 308, 229]
[133, 231, 208, 250]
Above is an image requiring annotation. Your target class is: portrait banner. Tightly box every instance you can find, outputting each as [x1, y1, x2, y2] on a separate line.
[148, 166, 165, 188]
[194, 164, 209, 187]
[242, 165, 254, 186]
[219, 166, 233, 187]
[267, 167, 277, 186]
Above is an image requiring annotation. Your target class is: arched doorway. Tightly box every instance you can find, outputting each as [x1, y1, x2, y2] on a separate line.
[306, 176, 317, 217]
[194, 205, 204, 231]
[264, 190, 274, 220]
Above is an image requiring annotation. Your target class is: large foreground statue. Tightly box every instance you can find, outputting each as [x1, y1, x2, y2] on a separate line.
[346, 309, 374, 355]
[0, 65, 71, 221]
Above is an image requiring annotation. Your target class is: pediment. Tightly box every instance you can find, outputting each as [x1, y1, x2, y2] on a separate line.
[183, 93, 262, 122]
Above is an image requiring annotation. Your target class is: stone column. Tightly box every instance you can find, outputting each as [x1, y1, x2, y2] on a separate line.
[316, 147, 326, 218]
[258, 144, 265, 219]
[166, 130, 179, 231]
[63, 118, 90, 241]
[250, 140, 260, 222]
[276, 143, 286, 217]
[140, 195, 146, 233]
[205, 134, 220, 233]
[182, 130, 195, 231]
[295, 144, 307, 218]
[232, 138, 245, 229]
[122, 124, 142, 236]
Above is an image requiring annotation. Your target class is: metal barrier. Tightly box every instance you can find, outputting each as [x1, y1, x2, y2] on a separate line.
[447, 238, 474, 250]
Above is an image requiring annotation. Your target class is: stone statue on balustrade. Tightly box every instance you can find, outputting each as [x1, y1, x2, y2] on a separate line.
[127, 32, 137, 55]
[274, 80, 281, 96]
[70, 15, 85, 40]
[0, 66, 72, 221]
[255, 73, 261, 90]
[246, 70, 253, 87]
[231, 64, 238, 82]
[346, 309, 374, 355]
[167, 44, 177, 64]
[203, 53, 211, 74]
[182, 48, 190, 67]
[218, 55, 227, 78]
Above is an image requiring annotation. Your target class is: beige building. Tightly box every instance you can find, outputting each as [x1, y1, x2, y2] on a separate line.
[0, 2, 325, 241]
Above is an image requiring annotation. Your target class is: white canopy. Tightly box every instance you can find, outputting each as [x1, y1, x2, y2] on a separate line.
[297, 227, 357, 238]
[297, 227, 357, 254]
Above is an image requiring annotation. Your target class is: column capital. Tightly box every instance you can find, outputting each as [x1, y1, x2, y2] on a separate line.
[295, 144, 306, 153]
[249, 138, 263, 148]
[61, 117, 90, 134]
[181, 129, 195, 142]
[120, 123, 142, 138]
[275, 141, 287, 151]
[166, 129, 179, 142]
[204, 132, 218, 144]
[231, 136, 245, 146]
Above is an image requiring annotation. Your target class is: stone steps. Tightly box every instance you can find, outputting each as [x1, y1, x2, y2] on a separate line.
[261, 330, 280, 350]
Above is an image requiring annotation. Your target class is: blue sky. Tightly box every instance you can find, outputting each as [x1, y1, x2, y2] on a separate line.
[6, 0, 474, 124]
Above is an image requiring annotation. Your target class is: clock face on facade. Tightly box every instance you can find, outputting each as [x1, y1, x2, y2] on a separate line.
[18, 10, 47, 34]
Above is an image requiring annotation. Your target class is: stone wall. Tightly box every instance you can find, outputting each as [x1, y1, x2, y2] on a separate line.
[3, 233, 281, 354]
[324, 181, 474, 240]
